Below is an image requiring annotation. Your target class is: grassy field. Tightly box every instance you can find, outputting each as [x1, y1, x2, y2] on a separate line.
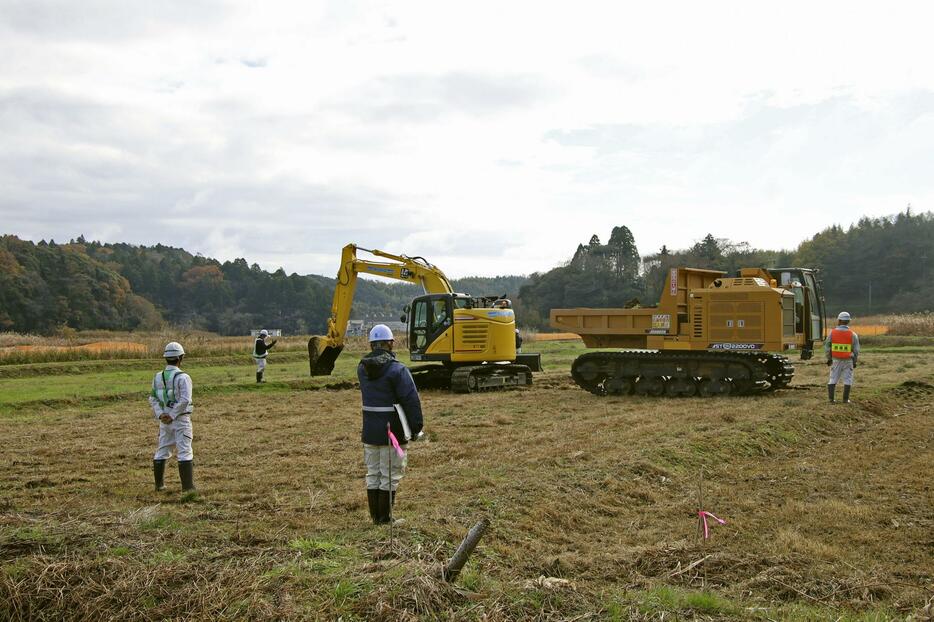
[1, 339, 932, 620]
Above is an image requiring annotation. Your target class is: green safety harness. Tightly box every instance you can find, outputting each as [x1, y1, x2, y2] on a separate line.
[152, 368, 181, 408]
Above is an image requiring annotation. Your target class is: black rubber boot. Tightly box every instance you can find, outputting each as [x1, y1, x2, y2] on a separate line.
[153, 459, 166, 491]
[367, 489, 381, 524]
[828, 384, 836, 403]
[843, 385, 851, 403]
[377, 490, 392, 524]
[178, 460, 196, 492]
[256, 371, 261, 383]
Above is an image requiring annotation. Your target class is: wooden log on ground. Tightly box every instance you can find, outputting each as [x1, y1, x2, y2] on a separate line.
[443, 518, 490, 582]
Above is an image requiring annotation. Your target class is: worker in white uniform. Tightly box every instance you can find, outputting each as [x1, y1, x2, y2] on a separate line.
[148, 341, 196, 492]
[252, 329, 277, 383]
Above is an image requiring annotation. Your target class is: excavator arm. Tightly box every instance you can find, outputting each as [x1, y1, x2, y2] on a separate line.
[309, 244, 454, 375]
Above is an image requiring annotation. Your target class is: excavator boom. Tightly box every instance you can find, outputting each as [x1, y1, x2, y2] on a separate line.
[309, 244, 454, 375]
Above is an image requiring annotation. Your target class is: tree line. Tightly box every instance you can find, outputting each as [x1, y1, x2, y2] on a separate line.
[2, 209, 931, 335]
[517, 209, 934, 329]
[0, 235, 529, 335]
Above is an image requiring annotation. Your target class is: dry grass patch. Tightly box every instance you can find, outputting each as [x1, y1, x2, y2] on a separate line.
[0, 330, 318, 365]
[872, 312, 934, 337]
[1, 345, 933, 619]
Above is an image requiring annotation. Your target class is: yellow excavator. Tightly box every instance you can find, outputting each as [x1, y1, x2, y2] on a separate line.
[308, 244, 541, 392]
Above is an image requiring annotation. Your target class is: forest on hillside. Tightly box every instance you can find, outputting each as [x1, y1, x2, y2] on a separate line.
[0, 236, 527, 335]
[518, 209, 933, 329]
[1, 209, 931, 335]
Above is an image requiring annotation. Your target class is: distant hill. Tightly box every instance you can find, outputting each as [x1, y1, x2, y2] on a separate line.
[3, 209, 931, 335]
[0, 236, 161, 333]
[0, 235, 529, 335]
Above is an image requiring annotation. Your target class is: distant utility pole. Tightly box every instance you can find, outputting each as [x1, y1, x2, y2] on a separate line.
[868, 280, 872, 316]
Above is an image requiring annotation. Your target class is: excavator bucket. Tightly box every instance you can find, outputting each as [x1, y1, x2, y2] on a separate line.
[308, 336, 343, 376]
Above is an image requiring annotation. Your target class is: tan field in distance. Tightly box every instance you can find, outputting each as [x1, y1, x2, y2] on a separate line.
[3, 311, 932, 364]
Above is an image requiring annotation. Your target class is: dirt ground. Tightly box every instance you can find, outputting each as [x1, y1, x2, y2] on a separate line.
[1, 346, 932, 620]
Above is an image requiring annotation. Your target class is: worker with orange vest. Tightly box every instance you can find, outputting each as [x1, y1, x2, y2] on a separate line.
[824, 311, 860, 403]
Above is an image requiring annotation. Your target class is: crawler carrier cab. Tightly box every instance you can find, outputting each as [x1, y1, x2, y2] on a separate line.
[550, 267, 825, 397]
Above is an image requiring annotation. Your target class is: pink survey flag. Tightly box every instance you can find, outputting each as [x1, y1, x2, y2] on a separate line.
[698, 510, 726, 540]
[387, 424, 405, 459]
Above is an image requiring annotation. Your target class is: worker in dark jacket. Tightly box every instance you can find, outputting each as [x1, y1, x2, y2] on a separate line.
[358, 324, 424, 524]
[252, 329, 277, 383]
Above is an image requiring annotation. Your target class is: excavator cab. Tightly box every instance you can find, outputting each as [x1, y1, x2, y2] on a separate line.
[407, 293, 511, 362]
[408, 294, 460, 355]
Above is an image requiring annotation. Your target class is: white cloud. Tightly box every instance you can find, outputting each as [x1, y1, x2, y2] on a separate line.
[2, 0, 934, 277]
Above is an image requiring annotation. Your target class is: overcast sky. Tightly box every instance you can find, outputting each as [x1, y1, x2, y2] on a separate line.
[2, 1, 933, 278]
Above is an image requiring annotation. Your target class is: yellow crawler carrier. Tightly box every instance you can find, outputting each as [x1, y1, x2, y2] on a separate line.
[309, 244, 540, 393]
[550, 267, 825, 397]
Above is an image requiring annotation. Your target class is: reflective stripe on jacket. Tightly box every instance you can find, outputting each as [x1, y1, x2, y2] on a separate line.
[357, 349, 423, 445]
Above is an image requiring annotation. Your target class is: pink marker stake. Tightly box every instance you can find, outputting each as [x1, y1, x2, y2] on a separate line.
[697, 510, 727, 540]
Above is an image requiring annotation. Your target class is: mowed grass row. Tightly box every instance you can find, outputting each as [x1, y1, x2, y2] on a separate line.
[2, 311, 932, 366]
[0, 341, 585, 413]
[0, 352, 321, 411]
[0, 338, 927, 411]
[1, 343, 932, 620]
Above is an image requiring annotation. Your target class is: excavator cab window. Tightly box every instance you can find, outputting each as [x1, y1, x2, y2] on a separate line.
[433, 299, 449, 327]
[410, 294, 453, 353]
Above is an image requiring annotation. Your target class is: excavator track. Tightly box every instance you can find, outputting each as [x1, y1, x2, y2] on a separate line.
[451, 364, 533, 394]
[409, 365, 455, 391]
[409, 363, 533, 393]
[570, 350, 794, 397]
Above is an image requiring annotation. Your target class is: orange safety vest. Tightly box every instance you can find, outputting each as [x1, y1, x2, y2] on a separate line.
[830, 328, 854, 359]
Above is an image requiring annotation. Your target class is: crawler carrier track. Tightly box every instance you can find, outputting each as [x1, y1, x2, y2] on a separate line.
[570, 351, 794, 397]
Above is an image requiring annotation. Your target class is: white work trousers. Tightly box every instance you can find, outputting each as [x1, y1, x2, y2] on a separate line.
[254, 357, 266, 372]
[154, 416, 194, 461]
[363, 444, 407, 491]
[828, 359, 855, 386]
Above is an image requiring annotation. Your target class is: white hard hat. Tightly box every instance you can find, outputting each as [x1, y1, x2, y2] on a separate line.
[837, 311, 851, 322]
[368, 324, 394, 342]
[163, 341, 185, 357]
[259, 329, 269, 337]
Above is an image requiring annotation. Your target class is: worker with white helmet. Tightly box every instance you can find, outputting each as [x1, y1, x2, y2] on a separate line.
[358, 324, 424, 524]
[252, 329, 278, 383]
[825, 311, 860, 403]
[148, 342, 196, 492]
